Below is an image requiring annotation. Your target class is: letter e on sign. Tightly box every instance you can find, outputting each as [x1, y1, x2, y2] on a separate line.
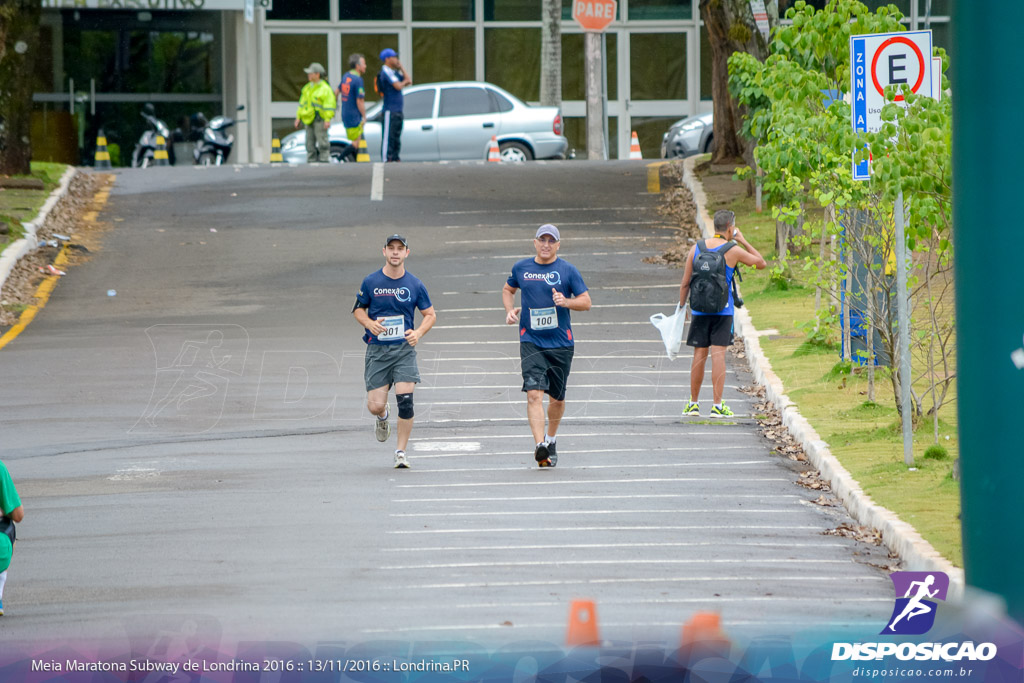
[573, 0, 617, 32]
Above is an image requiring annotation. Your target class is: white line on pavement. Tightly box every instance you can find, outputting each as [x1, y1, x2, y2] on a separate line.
[370, 162, 384, 201]
[400, 461, 765, 473]
[395, 477, 789, 489]
[440, 206, 643, 215]
[390, 507, 797, 518]
[441, 251, 640, 260]
[405, 575, 871, 589]
[420, 340, 663, 344]
[419, 398, 747, 406]
[422, 414, 729, 423]
[409, 431, 746, 442]
[387, 523, 816, 534]
[444, 234, 672, 244]
[379, 558, 847, 570]
[380, 540, 835, 551]
[440, 284, 679, 294]
[407, 445, 754, 458]
[416, 383, 728, 389]
[440, 303, 670, 312]
[420, 355, 668, 362]
[392, 494, 801, 503]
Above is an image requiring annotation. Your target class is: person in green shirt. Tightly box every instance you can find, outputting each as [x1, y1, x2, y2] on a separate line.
[294, 62, 337, 163]
[0, 459, 24, 617]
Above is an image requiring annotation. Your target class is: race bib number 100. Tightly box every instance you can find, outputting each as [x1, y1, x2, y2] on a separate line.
[530, 307, 557, 330]
[378, 315, 406, 341]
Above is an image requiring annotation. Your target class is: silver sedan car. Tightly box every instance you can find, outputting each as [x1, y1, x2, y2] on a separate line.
[661, 112, 714, 159]
[281, 81, 568, 163]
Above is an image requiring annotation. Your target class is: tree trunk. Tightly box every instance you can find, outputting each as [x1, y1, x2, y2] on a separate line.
[0, 0, 42, 175]
[699, 0, 775, 166]
[540, 0, 561, 108]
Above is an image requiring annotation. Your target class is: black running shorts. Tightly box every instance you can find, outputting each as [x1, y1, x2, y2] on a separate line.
[686, 314, 734, 348]
[519, 341, 574, 401]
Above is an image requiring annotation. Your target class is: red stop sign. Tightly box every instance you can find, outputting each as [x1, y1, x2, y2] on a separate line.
[572, 0, 617, 32]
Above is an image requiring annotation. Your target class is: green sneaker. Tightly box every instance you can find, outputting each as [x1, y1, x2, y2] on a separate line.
[682, 401, 700, 417]
[710, 403, 734, 418]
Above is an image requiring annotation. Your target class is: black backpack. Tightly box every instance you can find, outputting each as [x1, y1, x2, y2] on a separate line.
[689, 240, 735, 313]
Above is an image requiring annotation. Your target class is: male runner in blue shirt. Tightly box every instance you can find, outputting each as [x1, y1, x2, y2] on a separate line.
[502, 224, 591, 467]
[353, 235, 436, 468]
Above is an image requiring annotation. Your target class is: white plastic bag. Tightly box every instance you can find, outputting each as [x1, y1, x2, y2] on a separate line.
[650, 303, 687, 360]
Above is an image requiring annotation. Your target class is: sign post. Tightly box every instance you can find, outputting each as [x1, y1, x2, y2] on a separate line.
[572, 0, 616, 160]
[849, 30, 934, 466]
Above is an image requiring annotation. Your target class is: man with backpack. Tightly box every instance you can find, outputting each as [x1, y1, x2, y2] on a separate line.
[677, 209, 767, 418]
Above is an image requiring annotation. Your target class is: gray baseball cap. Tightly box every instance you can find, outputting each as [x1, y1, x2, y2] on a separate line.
[303, 62, 326, 75]
[535, 224, 560, 241]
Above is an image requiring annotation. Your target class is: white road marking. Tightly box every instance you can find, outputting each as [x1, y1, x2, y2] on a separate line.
[391, 506, 797, 518]
[440, 284, 680, 294]
[407, 445, 754, 458]
[421, 339, 662, 344]
[422, 414, 729, 423]
[432, 321, 683, 329]
[370, 162, 384, 201]
[405, 575, 878, 589]
[440, 206, 644, 215]
[420, 355, 669, 361]
[395, 477, 789, 489]
[419, 398, 746, 406]
[400, 461, 765, 473]
[440, 303, 671, 312]
[380, 540, 836, 551]
[447, 596, 890, 609]
[379, 558, 847, 570]
[388, 523, 816, 534]
[442, 251, 640, 260]
[444, 234, 672, 244]
[411, 441, 481, 452]
[420, 371, 698, 377]
[410, 431, 749, 442]
[392, 493, 801, 503]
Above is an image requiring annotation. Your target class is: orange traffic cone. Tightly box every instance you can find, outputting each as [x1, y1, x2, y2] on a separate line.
[154, 135, 170, 166]
[94, 129, 112, 170]
[629, 131, 643, 160]
[566, 599, 600, 646]
[270, 137, 284, 164]
[487, 136, 501, 162]
[681, 611, 729, 647]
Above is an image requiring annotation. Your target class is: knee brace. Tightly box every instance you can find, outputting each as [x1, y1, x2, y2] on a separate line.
[396, 392, 414, 419]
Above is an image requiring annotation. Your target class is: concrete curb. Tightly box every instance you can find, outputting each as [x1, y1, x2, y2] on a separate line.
[0, 166, 78, 294]
[681, 156, 965, 601]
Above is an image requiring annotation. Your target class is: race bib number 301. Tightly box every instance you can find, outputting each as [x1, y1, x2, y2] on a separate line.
[378, 315, 405, 341]
[530, 307, 557, 330]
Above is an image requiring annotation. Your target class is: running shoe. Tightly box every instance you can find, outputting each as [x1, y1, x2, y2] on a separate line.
[682, 401, 700, 417]
[394, 450, 410, 469]
[534, 442, 550, 465]
[710, 403, 735, 418]
[375, 403, 391, 442]
[542, 441, 558, 467]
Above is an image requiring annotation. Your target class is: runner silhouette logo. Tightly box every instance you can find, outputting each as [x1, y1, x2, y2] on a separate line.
[883, 571, 949, 635]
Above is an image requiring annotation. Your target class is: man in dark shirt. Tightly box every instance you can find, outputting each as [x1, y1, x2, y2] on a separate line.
[336, 53, 367, 160]
[376, 48, 412, 162]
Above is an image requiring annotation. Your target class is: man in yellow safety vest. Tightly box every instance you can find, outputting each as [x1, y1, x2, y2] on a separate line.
[294, 62, 336, 163]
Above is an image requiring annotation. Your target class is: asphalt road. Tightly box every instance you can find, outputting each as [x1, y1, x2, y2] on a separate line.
[0, 161, 894, 648]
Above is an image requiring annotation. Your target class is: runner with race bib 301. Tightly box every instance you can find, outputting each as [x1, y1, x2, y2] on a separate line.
[502, 224, 591, 468]
[353, 234, 436, 469]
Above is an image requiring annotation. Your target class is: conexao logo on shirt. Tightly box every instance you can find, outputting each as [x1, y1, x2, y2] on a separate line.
[374, 287, 411, 302]
[882, 571, 949, 635]
[523, 271, 561, 286]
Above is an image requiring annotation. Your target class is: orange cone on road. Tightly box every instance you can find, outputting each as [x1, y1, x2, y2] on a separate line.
[566, 599, 601, 646]
[270, 137, 284, 164]
[629, 131, 643, 160]
[487, 136, 501, 162]
[681, 611, 729, 647]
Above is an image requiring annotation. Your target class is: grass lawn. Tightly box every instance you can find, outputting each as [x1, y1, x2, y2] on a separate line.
[1, 162, 69, 249]
[697, 162, 962, 566]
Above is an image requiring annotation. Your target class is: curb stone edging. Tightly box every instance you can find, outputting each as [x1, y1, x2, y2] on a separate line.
[681, 156, 965, 601]
[0, 166, 78, 294]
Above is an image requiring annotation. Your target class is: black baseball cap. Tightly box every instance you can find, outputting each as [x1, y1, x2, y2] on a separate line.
[385, 234, 408, 247]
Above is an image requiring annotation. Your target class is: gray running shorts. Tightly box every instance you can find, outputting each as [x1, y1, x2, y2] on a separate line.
[364, 342, 420, 392]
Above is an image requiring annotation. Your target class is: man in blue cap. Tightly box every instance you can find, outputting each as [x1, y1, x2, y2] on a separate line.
[376, 48, 412, 162]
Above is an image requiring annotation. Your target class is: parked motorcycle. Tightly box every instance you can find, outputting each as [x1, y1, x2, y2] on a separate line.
[191, 105, 245, 166]
[132, 103, 177, 168]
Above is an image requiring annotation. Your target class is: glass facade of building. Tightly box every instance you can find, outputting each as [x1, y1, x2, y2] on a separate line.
[33, 1, 954, 164]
